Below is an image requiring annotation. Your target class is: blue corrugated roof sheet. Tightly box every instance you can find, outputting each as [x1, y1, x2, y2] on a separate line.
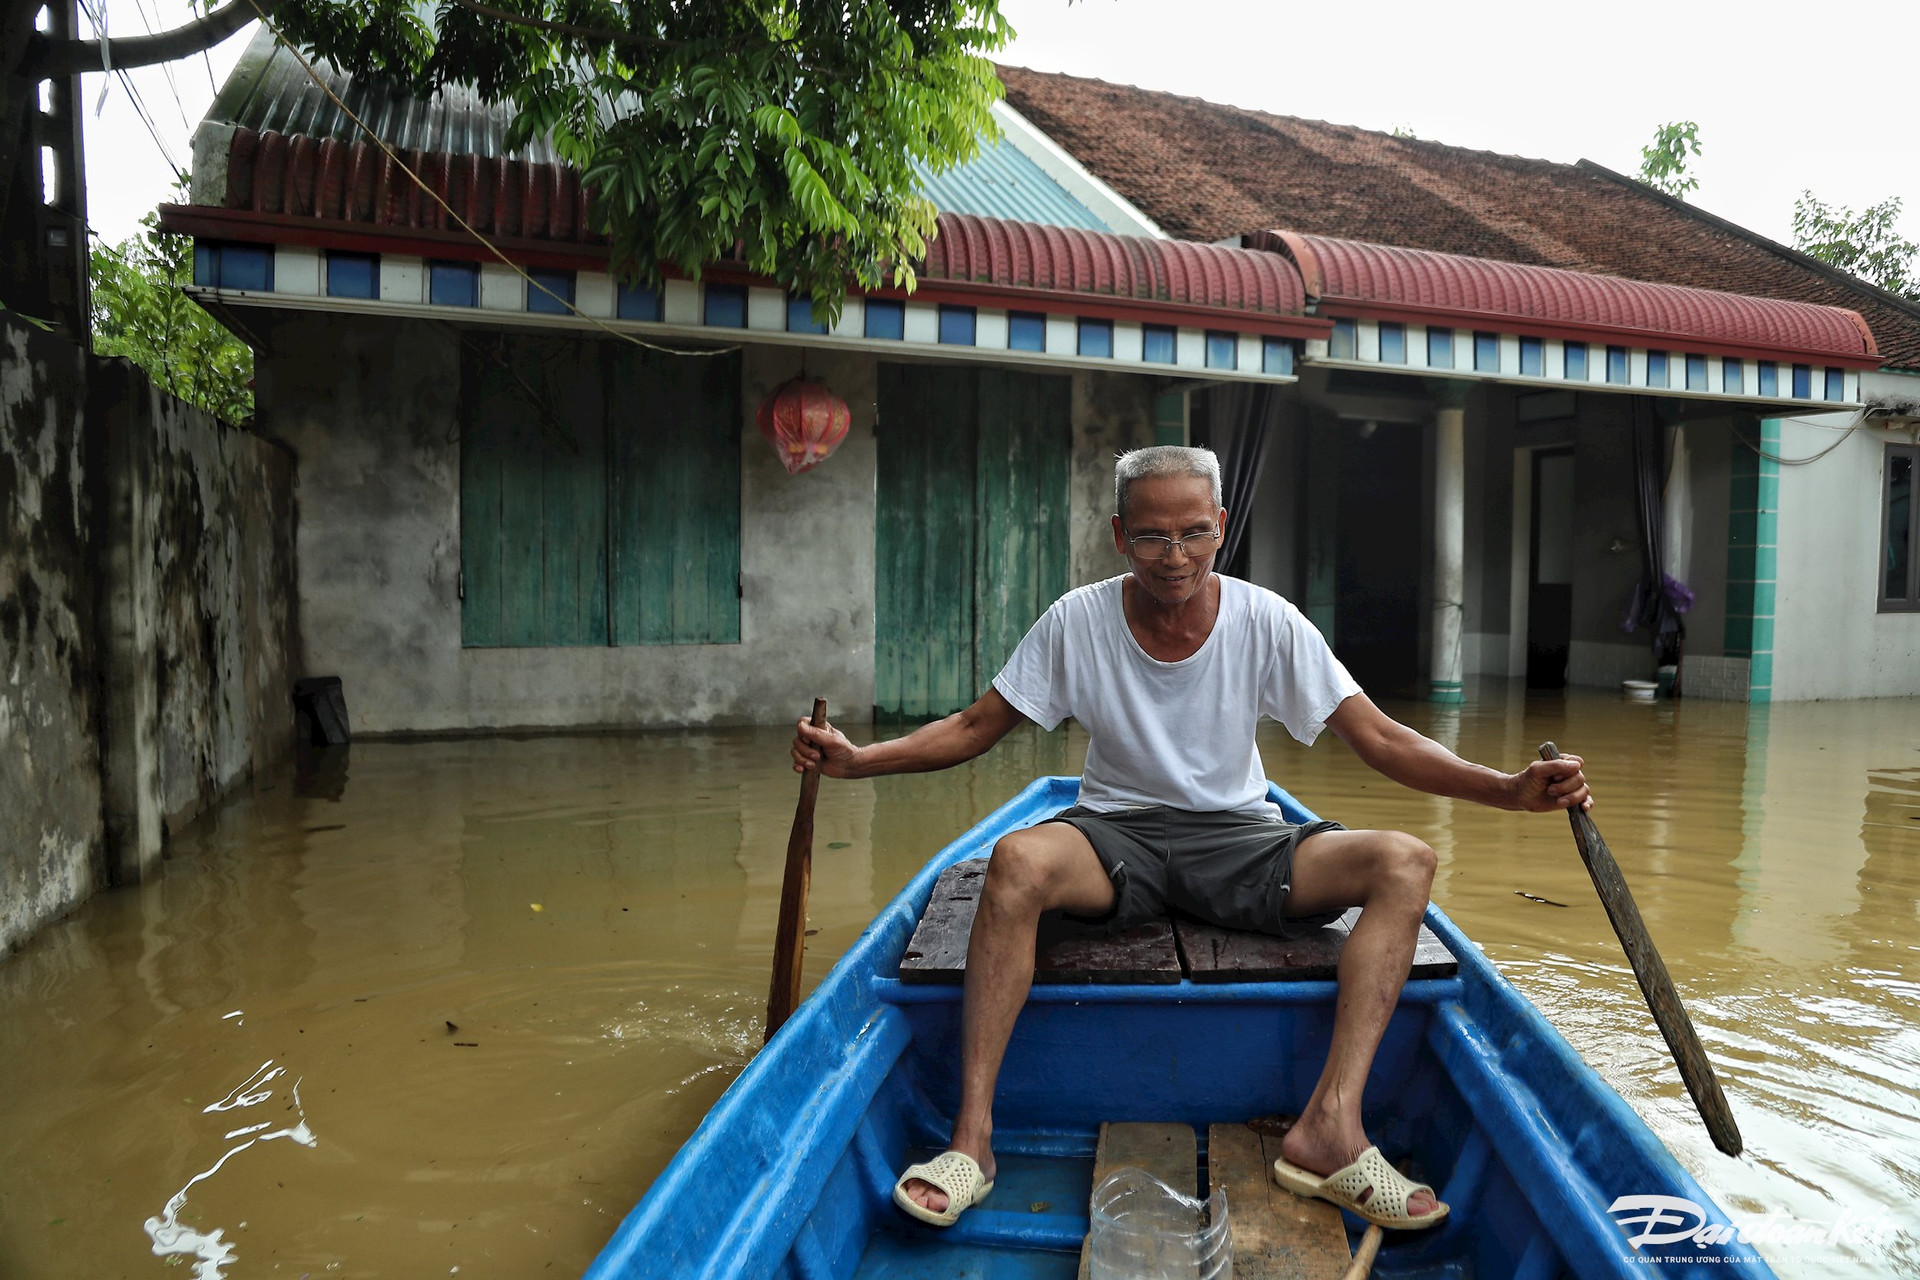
[916, 138, 1111, 233]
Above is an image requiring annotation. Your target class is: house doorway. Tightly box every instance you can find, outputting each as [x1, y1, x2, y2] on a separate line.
[873, 364, 1070, 719]
[1333, 420, 1423, 693]
[1527, 448, 1576, 688]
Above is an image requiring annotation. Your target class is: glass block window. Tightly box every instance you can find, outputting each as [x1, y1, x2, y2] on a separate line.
[1564, 341, 1588, 381]
[704, 284, 747, 328]
[1205, 331, 1237, 370]
[527, 268, 575, 316]
[1008, 311, 1045, 352]
[1792, 364, 1812, 398]
[1518, 337, 1543, 377]
[1474, 332, 1499, 372]
[787, 296, 826, 335]
[1607, 346, 1629, 384]
[1825, 368, 1845, 401]
[325, 252, 377, 299]
[1143, 325, 1176, 364]
[1722, 358, 1743, 395]
[938, 305, 975, 345]
[1078, 318, 1113, 358]
[194, 242, 274, 291]
[617, 282, 661, 321]
[430, 260, 479, 307]
[1685, 354, 1707, 392]
[1378, 322, 1406, 364]
[1427, 327, 1453, 368]
[1329, 319, 1357, 360]
[1262, 339, 1293, 376]
[1758, 361, 1778, 397]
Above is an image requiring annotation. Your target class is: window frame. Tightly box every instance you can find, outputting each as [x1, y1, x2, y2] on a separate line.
[1881, 443, 1920, 613]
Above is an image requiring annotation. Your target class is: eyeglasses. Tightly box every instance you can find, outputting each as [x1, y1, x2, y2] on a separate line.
[1125, 528, 1221, 560]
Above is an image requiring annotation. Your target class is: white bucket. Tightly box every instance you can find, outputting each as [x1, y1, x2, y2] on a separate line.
[1622, 679, 1658, 701]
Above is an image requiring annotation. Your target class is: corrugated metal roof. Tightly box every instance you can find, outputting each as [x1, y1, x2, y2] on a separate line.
[1254, 230, 1880, 365]
[205, 28, 563, 164]
[928, 214, 1305, 316]
[915, 138, 1110, 232]
[207, 30, 1111, 232]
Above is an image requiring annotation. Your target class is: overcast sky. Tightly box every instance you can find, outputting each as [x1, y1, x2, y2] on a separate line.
[82, 0, 1920, 264]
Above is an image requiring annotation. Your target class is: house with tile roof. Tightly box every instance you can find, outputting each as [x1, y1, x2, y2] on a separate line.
[158, 36, 1920, 733]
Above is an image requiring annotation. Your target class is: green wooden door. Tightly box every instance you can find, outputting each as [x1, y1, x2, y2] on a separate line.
[875, 364, 1069, 719]
[461, 339, 609, 647]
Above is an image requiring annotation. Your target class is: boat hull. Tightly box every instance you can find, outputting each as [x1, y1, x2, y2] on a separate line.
[586, 777, 1772, 1280]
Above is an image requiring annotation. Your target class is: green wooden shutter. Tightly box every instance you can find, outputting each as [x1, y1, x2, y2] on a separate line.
[460, 339, 609, 647]
[875, 365, 1069, 719]
[875, 364, 978, 718]
[974, 370, 1071, 684]
[607, 347, 742, 645]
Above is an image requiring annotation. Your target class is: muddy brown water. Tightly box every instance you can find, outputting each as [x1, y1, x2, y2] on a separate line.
[1, 686, 1916, 1278]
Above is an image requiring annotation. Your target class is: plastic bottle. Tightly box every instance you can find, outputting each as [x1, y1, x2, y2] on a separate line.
[1087, 1165, 1232, 1280]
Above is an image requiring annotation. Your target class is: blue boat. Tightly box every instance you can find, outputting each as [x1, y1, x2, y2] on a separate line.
[585, 778, 1773, 1280]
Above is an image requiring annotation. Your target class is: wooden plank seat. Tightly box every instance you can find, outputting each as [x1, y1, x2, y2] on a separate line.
[897, 859, 1457, 984]
[1074, 1121, 1353, 1280]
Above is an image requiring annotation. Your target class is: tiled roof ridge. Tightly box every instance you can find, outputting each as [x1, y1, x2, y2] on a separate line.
[1575, 158, 1920, 328]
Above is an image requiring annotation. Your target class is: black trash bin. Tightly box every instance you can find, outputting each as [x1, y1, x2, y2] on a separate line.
[293, 676, 351, 745]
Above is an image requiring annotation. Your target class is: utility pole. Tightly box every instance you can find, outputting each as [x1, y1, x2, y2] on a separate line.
[1, 0, 89, 340]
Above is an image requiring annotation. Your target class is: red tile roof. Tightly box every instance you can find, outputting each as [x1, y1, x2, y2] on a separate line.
[997, 66, 1920, 369]
[1256, 231, 1879, 365]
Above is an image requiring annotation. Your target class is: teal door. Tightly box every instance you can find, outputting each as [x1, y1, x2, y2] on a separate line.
[874, 365, 1070, 719]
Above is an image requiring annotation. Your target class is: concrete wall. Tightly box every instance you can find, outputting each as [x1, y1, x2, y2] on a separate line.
[1, 314, 296, 955]
[1771, 373, 1920, 700]
[0, 318, 101, 955]
[1068, 370, 1155, 589]
[259, 318, 1158, 734]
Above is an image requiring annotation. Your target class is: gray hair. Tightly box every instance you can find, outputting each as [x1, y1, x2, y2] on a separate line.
[1114, 446, 1222, 520]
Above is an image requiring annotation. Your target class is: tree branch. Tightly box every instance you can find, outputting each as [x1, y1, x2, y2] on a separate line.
[26, 0, 275, 79]
[442, 0, 797, 53]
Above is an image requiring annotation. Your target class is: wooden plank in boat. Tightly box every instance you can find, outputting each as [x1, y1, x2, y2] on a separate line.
[1176, 907, 1459, 983]
[897, 859, 1182, 984]
[1077, 1122, 1198, 1280]
[1207, 1122, 1351, 1280]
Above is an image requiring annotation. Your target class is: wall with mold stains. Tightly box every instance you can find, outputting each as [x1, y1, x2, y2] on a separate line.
[0, 314, 297, 957]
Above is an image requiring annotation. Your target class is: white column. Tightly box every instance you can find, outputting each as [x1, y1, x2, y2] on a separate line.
[1431, 403, 1466, 703]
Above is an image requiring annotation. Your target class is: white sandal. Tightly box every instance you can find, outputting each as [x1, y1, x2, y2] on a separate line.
[1271, 1145, 1449, 1230]
[891, 1150, 995, 1227]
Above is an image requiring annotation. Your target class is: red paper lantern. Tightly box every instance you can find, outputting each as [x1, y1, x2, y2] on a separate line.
[756, 377, 851, 475]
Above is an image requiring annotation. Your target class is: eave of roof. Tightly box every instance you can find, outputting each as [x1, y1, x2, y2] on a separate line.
[1254, 230, 1881, 369]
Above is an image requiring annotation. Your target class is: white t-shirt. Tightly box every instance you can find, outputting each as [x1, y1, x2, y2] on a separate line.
[992, 574, 1362, 817]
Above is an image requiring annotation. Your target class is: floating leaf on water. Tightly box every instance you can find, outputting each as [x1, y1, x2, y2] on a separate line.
[827, 841, 851, 849]
[530, 903, 544, 912]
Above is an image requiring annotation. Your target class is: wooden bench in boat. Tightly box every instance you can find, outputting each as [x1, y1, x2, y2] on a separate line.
[898, 858, 1458, 985]
[1072, 1121, 1355, 1280]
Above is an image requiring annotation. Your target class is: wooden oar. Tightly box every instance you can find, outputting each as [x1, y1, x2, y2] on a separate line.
[1539, 742, 1742, 1156]
[1340, 1226, 1384, 1280]
[766, 698, 829, 1042]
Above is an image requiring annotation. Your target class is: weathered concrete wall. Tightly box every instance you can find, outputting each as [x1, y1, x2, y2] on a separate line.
[258, 315, 880, 732]
[1, 313, 296, 955]
[0, 318, 103, 955]
[1068, 370, 1155, 589]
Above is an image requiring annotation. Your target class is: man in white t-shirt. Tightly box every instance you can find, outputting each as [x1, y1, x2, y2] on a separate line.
[792, 445, 1591, 1232]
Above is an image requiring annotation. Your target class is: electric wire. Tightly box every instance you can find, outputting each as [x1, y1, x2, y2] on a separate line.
[1731, 409, 1867, 466]
[231, 0, 738, 359]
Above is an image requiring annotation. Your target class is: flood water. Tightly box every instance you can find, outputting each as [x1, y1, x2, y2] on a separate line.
[0, 684, 1916, 1279]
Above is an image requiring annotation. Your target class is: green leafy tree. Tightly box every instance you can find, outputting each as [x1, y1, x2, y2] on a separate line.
[90, 208, 254, 424]
[1638, 121, 1701, 200]
[267, 0, 1012, 320]
[1792, 192, 1920, 302]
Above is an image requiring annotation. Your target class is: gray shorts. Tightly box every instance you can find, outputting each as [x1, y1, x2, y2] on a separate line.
[1042, 804, 1347, 936]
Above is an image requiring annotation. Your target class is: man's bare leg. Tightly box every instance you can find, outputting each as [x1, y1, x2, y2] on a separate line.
[900, 822, 1116, 1214]
[1276, 828, 1440, 1216]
